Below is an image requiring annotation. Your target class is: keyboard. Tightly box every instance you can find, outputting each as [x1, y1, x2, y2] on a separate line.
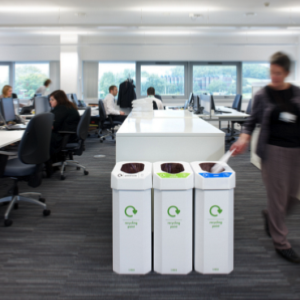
[6, 124, 27, 130]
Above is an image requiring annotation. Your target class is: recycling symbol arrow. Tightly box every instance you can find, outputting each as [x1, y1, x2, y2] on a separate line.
[167, 206, 180, 218]
[209, 205, 223, 217]
[125, 206, 138, 218]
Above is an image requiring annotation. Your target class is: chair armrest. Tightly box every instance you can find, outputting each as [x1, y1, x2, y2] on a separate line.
[0, 151, 18, 156]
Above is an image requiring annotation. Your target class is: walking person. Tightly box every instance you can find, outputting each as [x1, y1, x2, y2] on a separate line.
[231, 52, 300, 263]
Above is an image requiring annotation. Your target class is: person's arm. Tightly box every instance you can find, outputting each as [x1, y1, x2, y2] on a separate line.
[157, 100, 164, 110]
[230, 93, 263, 155]
[106, 96, 120, 115]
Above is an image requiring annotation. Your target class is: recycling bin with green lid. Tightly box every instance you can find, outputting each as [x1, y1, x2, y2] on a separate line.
[111, 161, 152, 275]
[153, 161, 194, 275]
[190, 161, 235, 274]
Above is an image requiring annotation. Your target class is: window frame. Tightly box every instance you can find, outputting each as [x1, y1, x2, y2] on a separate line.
[136, 62, 188, 99]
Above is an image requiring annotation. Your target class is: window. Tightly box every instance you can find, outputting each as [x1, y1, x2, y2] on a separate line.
[193, 65, 237, 96]
[98, 63, 136, 98]
[14, 63, 49, 99]
[242, 63, 270, 99]
[140, 65, 185, 96]
[0, 65, 10, 92]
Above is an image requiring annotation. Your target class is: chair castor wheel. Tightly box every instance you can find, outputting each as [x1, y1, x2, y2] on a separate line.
[100, 140, 103, 143]
[84, 170, 89, 175]
[4, 219, 13, 227]
[43, 209, 51, 217]
[14, 203, 19, 210]
[76, 167, 80, 170]
[39, 198, 46, 203]
[60, 175, 66, 180]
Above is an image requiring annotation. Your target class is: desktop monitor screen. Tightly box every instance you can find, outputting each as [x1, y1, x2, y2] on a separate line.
[187, 92, 194, 107]
[66, 94, 73, 102]
[211, 95, 216, 111]
[200, 94, 212, 115]
[1, 98, 15, 122]
[35, 96, 51, 115]
[193, 95, 201, 111]
[72, 93, 79, 106]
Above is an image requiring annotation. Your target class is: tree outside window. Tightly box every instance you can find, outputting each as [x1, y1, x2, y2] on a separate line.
[15, 63, 49, 99]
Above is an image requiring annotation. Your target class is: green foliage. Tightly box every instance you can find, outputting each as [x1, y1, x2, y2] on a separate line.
[15, 65, 48, 99]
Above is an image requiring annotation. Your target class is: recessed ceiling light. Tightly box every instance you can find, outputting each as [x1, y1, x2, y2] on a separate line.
[74, 12, 86, 17]
[244, 12, 257, 17]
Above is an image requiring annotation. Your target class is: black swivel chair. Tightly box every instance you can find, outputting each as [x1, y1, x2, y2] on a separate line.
[0, 113, 53, 227]
[153, 101, 158, 110]
[53, 107, 91, 180]
[98, 100, 123, 143]
[155, 94, 162, 101]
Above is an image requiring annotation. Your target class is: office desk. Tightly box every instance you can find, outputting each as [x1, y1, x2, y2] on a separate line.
[79, 107, 98, 116]
[129, 110, 198, 119]
[0, 131, 24, 148]
[116, 117, 225, 163]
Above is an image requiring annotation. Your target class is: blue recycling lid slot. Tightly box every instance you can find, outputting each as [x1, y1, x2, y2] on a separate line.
[199, 172, 232, 178]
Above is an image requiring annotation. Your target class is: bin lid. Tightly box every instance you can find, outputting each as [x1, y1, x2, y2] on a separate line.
[111, 161, 152, 190]
[190, 161, 235, 190]
[153, 161, 194, 190]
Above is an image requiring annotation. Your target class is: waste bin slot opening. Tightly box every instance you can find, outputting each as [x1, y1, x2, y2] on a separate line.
[199, 163, 225, 173]
[121, 163, 145, 174]
[161, 163, 185, 174]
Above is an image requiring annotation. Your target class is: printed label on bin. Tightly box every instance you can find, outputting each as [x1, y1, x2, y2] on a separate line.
[199, 172, 232, 178]
[157, 172, 190, 179]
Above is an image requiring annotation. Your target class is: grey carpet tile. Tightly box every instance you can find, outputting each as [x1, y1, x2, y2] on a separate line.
[0, 137, 300, 300]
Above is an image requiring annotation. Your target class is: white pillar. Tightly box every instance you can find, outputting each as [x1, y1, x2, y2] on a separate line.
[60, 34, 82, 96]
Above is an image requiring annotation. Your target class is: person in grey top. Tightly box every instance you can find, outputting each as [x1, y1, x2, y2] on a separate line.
[231, 52, 300, 264]
[35, 79, 52, 96]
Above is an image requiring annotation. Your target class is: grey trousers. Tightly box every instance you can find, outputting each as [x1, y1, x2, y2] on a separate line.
[261, 145, 300, 250]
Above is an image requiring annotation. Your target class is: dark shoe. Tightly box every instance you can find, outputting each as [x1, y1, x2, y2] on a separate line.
[262, 209, 271, 238]
[276, 248, 300, 263]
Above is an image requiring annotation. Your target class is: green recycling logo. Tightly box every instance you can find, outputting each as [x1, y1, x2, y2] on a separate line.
[209, 205, 223, 217]
[168, 206, 180, 218]
[125, 206, 138, 218]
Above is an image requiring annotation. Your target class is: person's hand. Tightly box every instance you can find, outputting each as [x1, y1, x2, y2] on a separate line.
[230, 133, 250, 156]
[120, 111, 125, 115]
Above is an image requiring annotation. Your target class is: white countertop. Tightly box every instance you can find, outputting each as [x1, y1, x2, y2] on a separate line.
[128, 110, 198, 119]
[117, 117, 224, 137]
[0, 130, 24, 148]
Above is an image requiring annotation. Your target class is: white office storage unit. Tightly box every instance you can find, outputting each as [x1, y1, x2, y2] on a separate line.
[191, 161, 235, 274]
[153, 162, 194, 275]
[111, 162, 152, 275]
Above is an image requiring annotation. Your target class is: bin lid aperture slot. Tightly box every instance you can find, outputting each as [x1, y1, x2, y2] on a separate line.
[121, 163, 145, 174]
[199, 163, 225, 174]
[161, 163, 184, 174]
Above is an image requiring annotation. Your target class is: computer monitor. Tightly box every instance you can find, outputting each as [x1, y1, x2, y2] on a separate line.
[211, 94, 216, 111]
[1, 98, 16, 122]
[72, 93, 79, 106]
[66, 94, 73, 102]
[35, 93, 42, 97]
[193, 95, 201, 113]
[187, 92, 194, 107]
[35, 96, 51, 115]
[199, 93, 212, 115]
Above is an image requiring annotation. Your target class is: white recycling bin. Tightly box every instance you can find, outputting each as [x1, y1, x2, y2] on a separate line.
[153, 161, 194, 275]
[111, 161, 152, 275]
[190, 161, 236, 274]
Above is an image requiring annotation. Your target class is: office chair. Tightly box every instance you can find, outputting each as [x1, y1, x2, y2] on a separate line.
[153, 101, 158, 110]
[98, 100, 123, 143]
[232, 99, 252, 133]
[155, 94, 162, 101]
[231, 94, 243, 112]
[52, 107, 91, 180]
[0, 113, 53, 227]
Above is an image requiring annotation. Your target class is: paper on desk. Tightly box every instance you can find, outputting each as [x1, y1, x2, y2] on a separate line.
[211, 149, 235, 173]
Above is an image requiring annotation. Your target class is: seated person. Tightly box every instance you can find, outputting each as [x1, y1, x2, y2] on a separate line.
[103, 85, 127, 123]
[146, 87, 163, 110]
[49, 90, 80, 155]
[0, 85, 25, 108]
[36, 79, 52, 96]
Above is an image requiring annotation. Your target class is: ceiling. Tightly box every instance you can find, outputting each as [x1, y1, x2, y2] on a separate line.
[1, 0, 300, 36]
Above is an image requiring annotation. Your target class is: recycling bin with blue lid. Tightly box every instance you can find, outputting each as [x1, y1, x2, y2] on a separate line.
[153, 161, 194, 275]
[190, 161, 235, 274]
[111, 161, 152, 275]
